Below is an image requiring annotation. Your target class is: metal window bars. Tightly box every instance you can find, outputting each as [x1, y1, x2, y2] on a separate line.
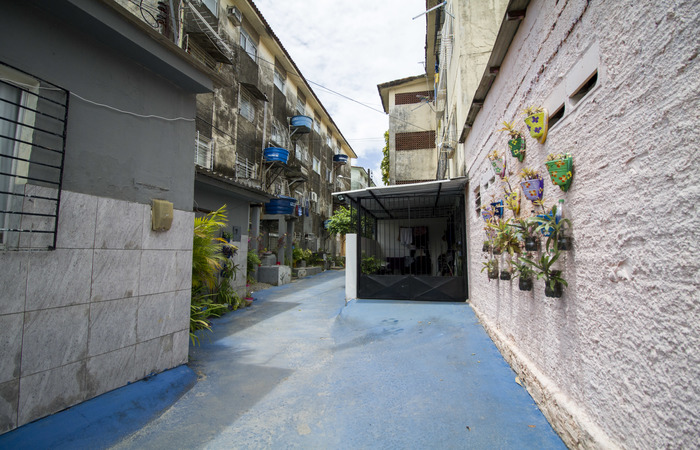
[194, 131, 212, 169]
[0, 61, 69, 250]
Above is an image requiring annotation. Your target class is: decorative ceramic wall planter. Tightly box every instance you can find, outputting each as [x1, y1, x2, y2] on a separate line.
[490, 200, 504, 218]
[508, 136, 526, 162]
[520, 177, 544, 202]
[545, 154, 574, 192]
[481, 207, 494, 222]
[523, 107, 548, 144]
[490, 156, 506, 178]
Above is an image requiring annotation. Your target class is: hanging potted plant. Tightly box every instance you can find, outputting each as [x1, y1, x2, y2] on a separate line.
[519, 167, 545, 203]
[531, 203, 572, 252]
[523, 106, 549, 144]
[488, 149, 506, 178]
[481, 258, 499, 280]
[500, 257, 513, 280]
[513, 258, 535, 291]
[545, 153, 574, 192]
[498, 121, 526, 162]
[519, 250, 567, 298]
[512, 217, 540, 252]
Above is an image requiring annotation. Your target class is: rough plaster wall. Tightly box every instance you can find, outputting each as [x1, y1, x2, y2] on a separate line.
[464, 0, 699, 447]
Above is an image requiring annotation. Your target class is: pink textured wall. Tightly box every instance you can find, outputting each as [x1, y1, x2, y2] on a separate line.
[464, 0, 699, 447]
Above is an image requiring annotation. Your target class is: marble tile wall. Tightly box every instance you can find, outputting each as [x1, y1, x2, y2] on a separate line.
[0, 189, 194, 433]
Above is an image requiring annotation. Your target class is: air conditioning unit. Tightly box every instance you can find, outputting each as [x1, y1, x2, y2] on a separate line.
[310, 192, 318, 202]
[226, 6, 242, 25]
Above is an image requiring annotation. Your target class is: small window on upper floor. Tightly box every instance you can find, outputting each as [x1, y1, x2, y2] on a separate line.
[273, 67, 285, 93]
[313, 157, 320, 174]
[239, 88, 255, 122]
[240, 28, 257, 60]
[296, 94, 306, 115]
[313, 116, 320, 133]
[549, 104, 565, 128]
[570, 71, 598, 107]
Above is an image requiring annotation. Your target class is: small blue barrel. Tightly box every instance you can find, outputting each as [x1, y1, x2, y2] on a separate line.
[333, 154, 348, 164]
[290, 115, 312, 133]
[264, 147, 289, 163]
[264, 196, 297, 215]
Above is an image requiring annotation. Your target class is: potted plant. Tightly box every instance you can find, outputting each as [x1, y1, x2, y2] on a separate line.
[512, 217, 540, 252]
[519, 167, 545, 202]
[519, 250, 567, 298]
[523, 106, 548, 144]
[488, 149, 506, 178]
[498, 120, 526, 162]
[531, 203, 572, 252]
[489, 218, 521, 257]
[500, 258, 513, 280]
[513, 258, 535, 291]
[545, 153, 574, 192]
[481, 258, 499, 280]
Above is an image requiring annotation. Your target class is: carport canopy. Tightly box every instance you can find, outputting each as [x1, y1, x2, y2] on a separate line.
[332, 177, 468, 220]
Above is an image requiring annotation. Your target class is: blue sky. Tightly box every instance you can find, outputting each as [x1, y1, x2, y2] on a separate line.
[253, 0, 428, 185]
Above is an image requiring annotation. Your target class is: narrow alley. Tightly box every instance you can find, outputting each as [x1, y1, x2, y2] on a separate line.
[4, 270, 563, 448]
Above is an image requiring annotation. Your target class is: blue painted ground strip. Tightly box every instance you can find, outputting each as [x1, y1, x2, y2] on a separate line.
[0, 270, 565, 449]
[0, 366, 196, 450]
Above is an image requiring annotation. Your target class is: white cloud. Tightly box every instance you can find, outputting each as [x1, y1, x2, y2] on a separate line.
[253, 0, 427, 185]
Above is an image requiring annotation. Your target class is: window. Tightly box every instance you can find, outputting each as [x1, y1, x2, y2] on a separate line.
[296, 141, 308, 163]
[326, 168, 332, 183]
[326, 134, 332, 148]
[570, 71, 598, 106]
[270, 122, 287, 147]
[395, 131, 436, 150]
[313, 114, 320, 133]
[235, 156, 256, 179]
[240, 28, 257, 60]
[0, 62, 67, 250]
[239, 88, 255, 122]
[274, 67, 286, 92]
[474, 186, 481, 217]
[194, 131, 212, 169]
[395, 90, 434, 105]
[313, 157, 320, 174]
[549, 104, 565, 128]
[296, 93, 306, 115]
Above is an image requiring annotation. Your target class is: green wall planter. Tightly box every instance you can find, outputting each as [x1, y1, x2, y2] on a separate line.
[508, 136, 526, 162]
[545, 157, 574, 192]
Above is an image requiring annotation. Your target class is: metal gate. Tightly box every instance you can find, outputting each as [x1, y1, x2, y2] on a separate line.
[347, 180, 468, 301]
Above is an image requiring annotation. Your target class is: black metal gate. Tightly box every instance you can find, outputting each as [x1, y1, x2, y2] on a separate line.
[351, 182, 468, 301]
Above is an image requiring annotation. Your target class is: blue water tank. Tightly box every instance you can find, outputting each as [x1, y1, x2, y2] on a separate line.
[264, 147, 289, 164]
[333, 154, 348, 164]
[264, 196, 296, 215]
[290, 115, 312, 133]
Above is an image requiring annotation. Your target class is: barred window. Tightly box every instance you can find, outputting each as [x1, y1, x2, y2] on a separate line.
[395, 90, 434, 106]
[273, 67, 285, 92]
[0, 62, 68, 250]
[395, 130, 436, 150]
[240, 28, 257, 60]
[239, 88, 255, 122]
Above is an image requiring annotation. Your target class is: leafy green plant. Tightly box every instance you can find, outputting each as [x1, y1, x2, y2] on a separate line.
[190, 289, 228, 345]
[519, 251, 568, 294]
[361, 255, 382, 274]
[498, 120, 522, 139]
[192, 205, 229, 291]
[481, 258, 499, 279]
[531, 204, 572, 252]
[327, 206, 373, 238]
[488, 218, 521, 256]
[519, 167, 540, 181]
[246, 250, 261, 284]
[513, 258, 535, 280]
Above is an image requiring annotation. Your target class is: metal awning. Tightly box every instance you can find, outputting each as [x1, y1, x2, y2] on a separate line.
[333, 177, 468, 220]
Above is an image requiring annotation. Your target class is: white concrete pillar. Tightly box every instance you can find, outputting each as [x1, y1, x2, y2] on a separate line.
[345, 233, 357, 301]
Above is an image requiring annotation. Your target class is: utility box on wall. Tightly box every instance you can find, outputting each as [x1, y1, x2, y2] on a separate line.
[151, 199, 174, 231]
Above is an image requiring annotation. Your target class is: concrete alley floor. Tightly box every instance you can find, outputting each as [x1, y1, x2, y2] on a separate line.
[2, 270, 565, 449]
[117, 270, 564, 449]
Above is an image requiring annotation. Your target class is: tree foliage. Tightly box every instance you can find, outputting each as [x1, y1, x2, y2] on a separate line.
[380, 130, 390, 185]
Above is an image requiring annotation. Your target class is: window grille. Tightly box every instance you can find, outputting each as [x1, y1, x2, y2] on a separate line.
[312, 157, 320, 174]
[239, 88, 255, 122]
[195, 131, 212, 169]
[313, 115, 320, 133]
[296, 94, 306, 115]
[0, 62, 68, 250]
[296, 141, 308, 163]
[239, 28, 257, 60]
[236, 156, 256, 179]
[273, 67, 285, 92]
[269, 122, 287, 147]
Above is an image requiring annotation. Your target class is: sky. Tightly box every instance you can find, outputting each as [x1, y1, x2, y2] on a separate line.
[252, 0, 429, 186]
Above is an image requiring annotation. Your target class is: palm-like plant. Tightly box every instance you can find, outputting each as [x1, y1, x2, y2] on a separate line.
[192, 205, 229, 290]
[519, 251, 568, 297]
[488, 218, 521, 256]
[531, 204, 572, 252]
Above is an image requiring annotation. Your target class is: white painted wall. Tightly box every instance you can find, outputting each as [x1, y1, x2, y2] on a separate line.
[462, 0, 700, 447]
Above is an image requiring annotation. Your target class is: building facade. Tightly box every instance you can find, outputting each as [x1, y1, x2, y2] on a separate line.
[449, 0, 698, 447]
[0, 0, 213, 432]
[119, 0, 357, 285]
